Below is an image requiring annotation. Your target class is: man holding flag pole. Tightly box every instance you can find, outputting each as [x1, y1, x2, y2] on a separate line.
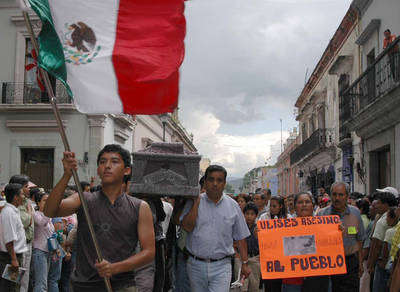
[18, 0, 188, 291]
[45, 146, 155, 292]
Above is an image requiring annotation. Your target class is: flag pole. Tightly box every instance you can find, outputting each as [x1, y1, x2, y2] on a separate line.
[23, 12, 113, 292]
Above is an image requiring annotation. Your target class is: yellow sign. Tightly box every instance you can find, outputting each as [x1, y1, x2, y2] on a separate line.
[347, 226, 357, 235]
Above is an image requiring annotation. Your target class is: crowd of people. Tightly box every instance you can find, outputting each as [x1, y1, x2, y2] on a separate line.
[226, 185, 400, 292]
[0, 145, 155, 292]
[0, 175, 78, 292]
[0, 144, 400, 292]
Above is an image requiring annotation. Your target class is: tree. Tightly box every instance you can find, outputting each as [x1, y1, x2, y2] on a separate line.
[242, 172, 251, 190]
[224, 183, 235, 193]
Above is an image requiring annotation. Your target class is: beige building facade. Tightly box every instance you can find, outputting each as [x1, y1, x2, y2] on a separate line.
[292, 6, 363, 195]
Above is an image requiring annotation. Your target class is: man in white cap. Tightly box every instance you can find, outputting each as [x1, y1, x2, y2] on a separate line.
[376, 186, 399, 198]
[367, 187, 398, 292]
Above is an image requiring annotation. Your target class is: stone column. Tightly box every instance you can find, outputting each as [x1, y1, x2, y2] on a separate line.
[87, 115, 107, 182]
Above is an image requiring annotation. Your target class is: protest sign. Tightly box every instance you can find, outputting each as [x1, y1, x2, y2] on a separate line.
[257, 215, 346, 279]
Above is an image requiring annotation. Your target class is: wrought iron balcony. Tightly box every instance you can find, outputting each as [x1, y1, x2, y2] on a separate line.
[290, 129, 326, 165]
[339, 36, 400, 137]
[1, 82, 71, 104]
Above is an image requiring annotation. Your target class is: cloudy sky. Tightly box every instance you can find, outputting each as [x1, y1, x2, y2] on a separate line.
[178, 0, 352, 178]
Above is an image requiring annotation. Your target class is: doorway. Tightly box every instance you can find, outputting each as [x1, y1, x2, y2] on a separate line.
[369, 146, 391, 191]
[21, 148, 54, 191]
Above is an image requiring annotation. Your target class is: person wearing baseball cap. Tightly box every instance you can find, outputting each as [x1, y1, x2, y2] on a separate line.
[27, 181, 37, 189]
[376, 186, 399, 198]
[367, 189, 398, 291]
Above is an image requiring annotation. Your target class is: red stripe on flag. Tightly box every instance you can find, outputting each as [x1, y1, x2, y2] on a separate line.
[113, 0, 186, 114]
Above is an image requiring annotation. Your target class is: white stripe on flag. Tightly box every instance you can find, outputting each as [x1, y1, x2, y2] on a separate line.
[49, 0, 123, 113]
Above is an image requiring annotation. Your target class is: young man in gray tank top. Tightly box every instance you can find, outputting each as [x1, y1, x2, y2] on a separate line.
[44, 144, 155, 292]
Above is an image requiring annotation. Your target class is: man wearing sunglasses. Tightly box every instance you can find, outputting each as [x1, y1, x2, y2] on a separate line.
[317, 181, 366, 292]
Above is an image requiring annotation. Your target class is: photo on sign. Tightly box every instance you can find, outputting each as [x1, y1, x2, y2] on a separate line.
[283, 235, 316, 256]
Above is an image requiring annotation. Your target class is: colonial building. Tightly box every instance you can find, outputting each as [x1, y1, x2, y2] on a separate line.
[242, 166, 278, 195]
[292, 6, 360, 195]
[0, 3, 196, 190]
[276, 128, 299, 197]
[340, 0, 400, 193]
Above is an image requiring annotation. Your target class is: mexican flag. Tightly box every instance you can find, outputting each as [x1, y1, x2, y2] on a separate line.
[21, 0, 186, 114]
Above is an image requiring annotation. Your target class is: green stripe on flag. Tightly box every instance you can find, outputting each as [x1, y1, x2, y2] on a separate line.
[28, 0, 73, 97]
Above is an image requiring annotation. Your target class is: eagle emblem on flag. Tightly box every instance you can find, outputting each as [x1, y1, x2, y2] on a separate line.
[28, 0, 186, 114]
[61, 22, 101, 65]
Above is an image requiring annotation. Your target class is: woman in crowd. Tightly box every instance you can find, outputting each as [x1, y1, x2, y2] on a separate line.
[281, 192, 329, 292]
[270, 196, 287, 219]
[237, 193, 250, 213]
[32, 192, 54, 292]
[356, 198, 371, 230]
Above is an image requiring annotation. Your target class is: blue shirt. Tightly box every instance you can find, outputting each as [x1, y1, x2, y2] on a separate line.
[317, 204, 366, 256]
[181, 193, 250, 259]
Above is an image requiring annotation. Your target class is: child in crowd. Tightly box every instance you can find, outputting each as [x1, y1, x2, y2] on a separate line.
[239, 203, 261, 292]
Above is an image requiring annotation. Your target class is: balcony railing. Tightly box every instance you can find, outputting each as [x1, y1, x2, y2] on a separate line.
[290, 129, 326, 165]
[1, 82, 72, 104]
[340, 37, 400, 135]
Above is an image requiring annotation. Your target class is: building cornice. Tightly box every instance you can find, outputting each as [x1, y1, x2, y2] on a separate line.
[0, 104, 76, 112]
[110, 114, 136, 130]
[6, 119, 68, 131]
[11, 13, 39, 27]
[355, 19, 380, 45]
[87, 115, 107, 128]
[351, 0, 373, 16]
[295, 7, 358, 109]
